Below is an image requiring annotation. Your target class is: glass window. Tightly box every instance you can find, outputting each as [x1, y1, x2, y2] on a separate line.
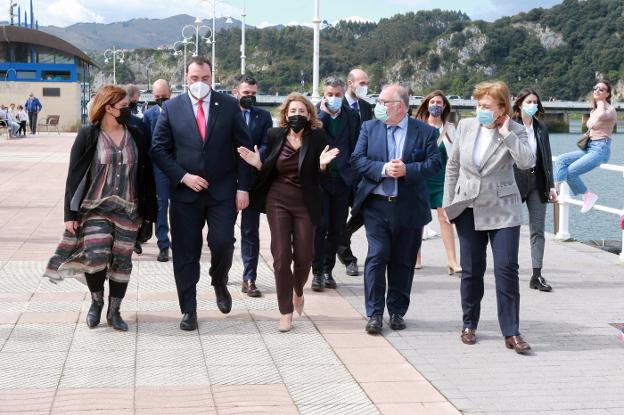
[16, 70, 36, 80]
[36, 46, 73, 64]
[42, 70, 71, 81]
[10, 43, 33, 63]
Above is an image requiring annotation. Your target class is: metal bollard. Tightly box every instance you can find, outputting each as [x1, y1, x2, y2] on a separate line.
[555, 183, 572, 241]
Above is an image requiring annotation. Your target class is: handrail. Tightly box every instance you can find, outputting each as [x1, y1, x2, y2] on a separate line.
[552, 156, 624, 262]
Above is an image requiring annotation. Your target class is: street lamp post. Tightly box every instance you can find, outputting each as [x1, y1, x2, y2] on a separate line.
[182, 17, 212, 57]
[311, 0, 320, 102]
[240, 0, 246, 74]
[103, 46, 125, 85]
[173, 39, 196, 90]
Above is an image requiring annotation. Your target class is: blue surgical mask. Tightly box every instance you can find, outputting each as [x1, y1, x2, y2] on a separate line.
[374, 103, 389, 122]
[428, 104, 443, 118]
[326, 96, 342, 113]
[522, 103, 538, 117]
[476, 108, 495, 126]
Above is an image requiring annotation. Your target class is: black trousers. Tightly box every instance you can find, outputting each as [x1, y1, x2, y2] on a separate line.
[28, 111, 38, 134]
[170, 193, 236, 313]
[336, 211, 364, 264]
[312, 186, 350, 274]
[454, 209, 521, 337]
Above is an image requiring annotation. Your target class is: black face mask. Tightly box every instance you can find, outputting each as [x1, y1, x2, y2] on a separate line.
[287, 115, 309, 133]
[129, 101, 138, 111]
[155, 98, 169, 107]
[239, 95, 256, 109]
[115, 107, 132, 125]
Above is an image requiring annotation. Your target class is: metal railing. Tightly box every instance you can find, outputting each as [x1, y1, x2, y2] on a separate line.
[553, 157, 624, 262]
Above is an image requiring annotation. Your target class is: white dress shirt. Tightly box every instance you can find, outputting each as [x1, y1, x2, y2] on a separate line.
[524, 122, 537, 168]
[188, 90, 211, 121]
[473, 126, 496, 168]
[373, 115, 409, 196]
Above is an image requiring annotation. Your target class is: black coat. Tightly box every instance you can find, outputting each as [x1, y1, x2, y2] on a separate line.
[342, 96, 374, 122]
[63, 123, 157, 222]
[249, 127, 328, 225]
[512, 117, 554, 203]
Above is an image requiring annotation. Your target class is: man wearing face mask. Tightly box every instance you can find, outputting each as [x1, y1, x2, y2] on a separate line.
[312, 77, 360, 291]
[232, 74, 273, 297]
[126, 84, 142, 117]
[151, 57, 253, 331]
[337, 68, 374, 277]
[142, 79, 173, 262]
[351, 84, 441, 334]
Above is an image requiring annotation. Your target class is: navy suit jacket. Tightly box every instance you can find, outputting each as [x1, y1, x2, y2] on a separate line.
[150, 91, 253, 203]
[317, 103, 360, 188]
[142, 105, 162, 147]
[350, 117, 441, 228]
[245, 106, 273, 158]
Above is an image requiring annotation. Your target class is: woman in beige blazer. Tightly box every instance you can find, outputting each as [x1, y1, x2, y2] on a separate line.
[443, 81, 535, 354]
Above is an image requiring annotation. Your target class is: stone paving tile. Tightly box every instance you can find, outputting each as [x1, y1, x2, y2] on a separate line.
[208, 364, 282, 385]
[135, 365, 211, 386]
[212, 384, 294, 407]
[298, 403, 380, 415]
[135, 386, 214, 408]
[51, 388, 133, 413]
[59, 367, 135, 389]
[287, 382, 371, 406]
[0, 367, 62, 389]
[0, 388, 55, 414]
[279, 364, 354, 385]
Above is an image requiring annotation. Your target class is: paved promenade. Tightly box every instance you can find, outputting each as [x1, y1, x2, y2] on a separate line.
[1, 133, 623, 414]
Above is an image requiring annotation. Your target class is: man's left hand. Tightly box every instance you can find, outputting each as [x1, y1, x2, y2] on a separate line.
[387, 159, 406, 178]
[236, 191, 249, 211]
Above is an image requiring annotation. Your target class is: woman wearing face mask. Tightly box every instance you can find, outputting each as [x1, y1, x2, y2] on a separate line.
[414, 91, 461, 275]
[238, 92, 339, 332]
[443, 81, 535, 354]
[554, 81, 616, 213]
[512, 89, 556, 293]
[44, 85, 157, 331]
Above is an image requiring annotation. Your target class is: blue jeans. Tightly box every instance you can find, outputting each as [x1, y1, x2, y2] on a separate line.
[553, 138, 611, 195]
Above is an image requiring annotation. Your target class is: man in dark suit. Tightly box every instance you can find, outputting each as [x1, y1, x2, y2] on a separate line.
[337, 68, 374, 276]
[142, 79, 173, 262]
[312, 76, 360, 291]
[351, 84, 441, 334]
[151, 57, 252, 331]
[232, 74, 273, 297]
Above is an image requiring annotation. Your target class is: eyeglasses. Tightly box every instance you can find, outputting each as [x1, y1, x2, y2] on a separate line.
[377, 99, 401, 106]
[593, 87, 607, 93]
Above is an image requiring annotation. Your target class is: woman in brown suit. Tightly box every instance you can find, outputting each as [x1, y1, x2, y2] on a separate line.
[238, 92, 339, 332]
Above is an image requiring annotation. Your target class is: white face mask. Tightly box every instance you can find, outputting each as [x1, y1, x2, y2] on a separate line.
[355, 85, 368, 99]
[189, 81, 211, 100]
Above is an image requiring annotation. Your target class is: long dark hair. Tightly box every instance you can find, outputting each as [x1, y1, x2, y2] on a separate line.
[414, 90, 451, 124]
[592, 80, 611, 109]
[512, 88, 545, 120]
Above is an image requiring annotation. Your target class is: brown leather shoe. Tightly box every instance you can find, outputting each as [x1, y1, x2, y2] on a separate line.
[505, 335, 531, 354]
[461, 328, 476, 345]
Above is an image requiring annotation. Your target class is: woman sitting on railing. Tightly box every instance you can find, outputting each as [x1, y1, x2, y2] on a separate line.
[554, 80, 616, 213]
[512, 89, 557, 292]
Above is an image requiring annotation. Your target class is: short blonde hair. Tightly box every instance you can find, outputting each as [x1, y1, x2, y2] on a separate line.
[473, 81, 512, 116]
[277, 92, 323, 129]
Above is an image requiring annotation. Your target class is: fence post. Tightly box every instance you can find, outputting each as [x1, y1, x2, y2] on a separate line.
[555, 183, 572, 241]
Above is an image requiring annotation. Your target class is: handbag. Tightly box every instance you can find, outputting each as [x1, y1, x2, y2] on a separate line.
[576, 131, 590, 150]
[137, 220, 153, 243]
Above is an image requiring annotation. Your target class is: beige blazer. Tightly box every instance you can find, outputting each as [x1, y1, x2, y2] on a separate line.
[443, 118, 535, 230]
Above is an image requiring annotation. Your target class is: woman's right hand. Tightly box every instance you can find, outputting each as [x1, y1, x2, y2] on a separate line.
[64, 220, 79, 235]
[237, 145, 262, 170]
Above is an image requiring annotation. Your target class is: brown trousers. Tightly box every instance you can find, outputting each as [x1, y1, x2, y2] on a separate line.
[266, 181, 314, 314]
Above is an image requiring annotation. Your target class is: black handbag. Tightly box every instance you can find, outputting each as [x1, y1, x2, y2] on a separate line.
[137, 220, 153, 243]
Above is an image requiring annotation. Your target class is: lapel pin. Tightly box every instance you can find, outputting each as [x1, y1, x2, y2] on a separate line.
[215, 102, 219, 106]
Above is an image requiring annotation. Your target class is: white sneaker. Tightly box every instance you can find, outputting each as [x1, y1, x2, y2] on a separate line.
[580, 192, 598, 213]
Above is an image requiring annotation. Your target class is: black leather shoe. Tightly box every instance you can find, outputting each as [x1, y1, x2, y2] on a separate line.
[366, 315, 383, 334]
[180, 312, 198, 331]
[133, 241, 142, 255]
[389, 314, 406, 330]
[323, 273, 337, 289]
[214, 285, 232, 314]
[346, 262, 359, 276]
[242, 281, 262, 297]
[311, 274, 324, 292]
[157, 248, 169, 262]
[529, 275, 552, 292]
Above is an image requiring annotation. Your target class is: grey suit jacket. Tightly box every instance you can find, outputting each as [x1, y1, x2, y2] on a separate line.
[443, 117, 535, 230]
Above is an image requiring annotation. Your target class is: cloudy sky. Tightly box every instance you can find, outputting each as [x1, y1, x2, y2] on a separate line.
[17, 0, 563, 28]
